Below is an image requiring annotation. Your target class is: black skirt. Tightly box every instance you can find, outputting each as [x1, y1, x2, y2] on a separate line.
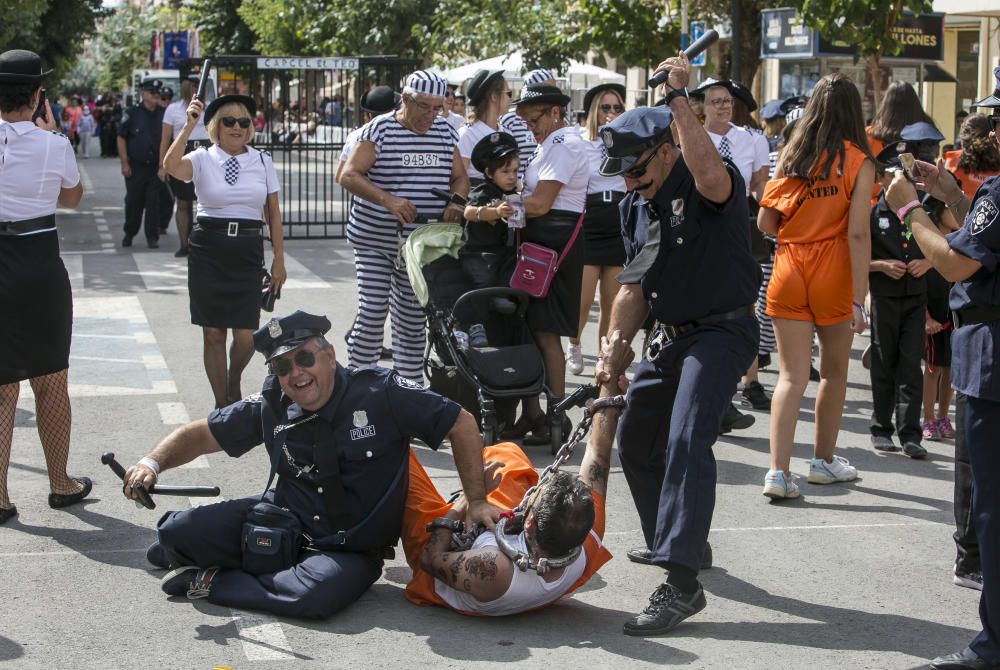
[523, 209, 585, 337]
[0, 231, 72, 384]
[188, 219, 265, 329]
[582, 193, 625, 267]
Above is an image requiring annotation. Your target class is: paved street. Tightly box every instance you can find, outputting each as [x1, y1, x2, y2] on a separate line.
[0, 156, 982, 670]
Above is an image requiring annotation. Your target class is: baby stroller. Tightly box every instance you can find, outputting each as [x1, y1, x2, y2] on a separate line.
[403, 223, 566, 452]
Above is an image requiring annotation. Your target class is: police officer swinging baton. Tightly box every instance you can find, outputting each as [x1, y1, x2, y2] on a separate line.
[100, 452, 221, 510]
[647, 29, 720, 88]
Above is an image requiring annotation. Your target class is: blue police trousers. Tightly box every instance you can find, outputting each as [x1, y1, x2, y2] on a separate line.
[962, 394, 1000, 663]
[157, 496, 382, 619]
[617, 317, 757, 573]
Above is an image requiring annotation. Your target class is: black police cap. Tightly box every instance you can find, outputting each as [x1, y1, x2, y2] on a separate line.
[598, 106, 673, 177]
[0, 49, 52, 84]
[899, 121, 944, 143]
[139, 77, 163, 92]
[511, 84, 570, 108]
[471, 131, 519, 173]
[253, 311, 332, 362]
[467, 69, 506, 107]
[779, 95, 808, 115]
[760, 99, 783, 121]
[204, 94, 257, 126]
[361, 86, 401, 115]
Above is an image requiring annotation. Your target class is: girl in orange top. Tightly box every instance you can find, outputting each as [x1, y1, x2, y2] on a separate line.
[944, 114, 1000, 200]
[866, 82, 935, 203]
[757, 73, 876, 499]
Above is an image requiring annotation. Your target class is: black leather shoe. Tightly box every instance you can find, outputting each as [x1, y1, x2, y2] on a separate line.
[161, 566, 218, 599]
[719, 403, 755, 435]
[173, 247, 189, 258]
[0, 505, 17, 524]
[122, 235, 133, 248]
[146, 541, 173, 569]
[48, 476, 92, 509]
[741, 382, 771, 410]
[871, 436, 900, 452]
[930, 647, 990, 670]
[757, 353, 771, 370]
[147, 238, 159, 249]
[623, 582, 706, 636]
[627, 544, 714, 570]
[809, 365, 821, 382]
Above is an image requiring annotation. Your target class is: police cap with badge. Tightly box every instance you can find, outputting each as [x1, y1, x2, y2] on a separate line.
[471, 131, 519, 173]
[875, 122, 945, 168]
[0, 49, 52, 84]
[138, 77, 163, 93]
[598, 106, 674, 176]
[254, 311, 331, 374]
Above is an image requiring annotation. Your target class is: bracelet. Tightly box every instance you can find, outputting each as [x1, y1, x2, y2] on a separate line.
[138, 457, 161, 476]
[903, 207, 924, 227]
[663, 87, 689, 106]
[946, 193, 966, 210]
[896, 199, 921, 221]
[476, 206, 484, 222]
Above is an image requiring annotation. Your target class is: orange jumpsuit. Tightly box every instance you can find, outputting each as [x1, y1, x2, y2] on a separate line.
[761, 141, 869, 325]
[401, 443, 612, 614]
[944, 150, 1000, 201]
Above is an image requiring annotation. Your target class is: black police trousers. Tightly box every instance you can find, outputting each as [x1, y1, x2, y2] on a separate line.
[157, 496, 382, 619]
[954, 393, 979, 573]
[123, 163, 161, 241]
[617, 316, 757, 573]
[869, 294, 925, 444]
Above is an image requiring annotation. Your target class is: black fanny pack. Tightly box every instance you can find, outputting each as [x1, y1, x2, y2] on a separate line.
[241, 501, 304, 576]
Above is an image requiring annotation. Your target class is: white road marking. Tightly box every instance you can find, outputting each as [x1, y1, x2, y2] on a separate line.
[232, 611, 296, 661]
[63, 254, 84, 292]
[132, 249, 330, 292]
[603, 520, 945, 537]
[157, 401, 190, 425]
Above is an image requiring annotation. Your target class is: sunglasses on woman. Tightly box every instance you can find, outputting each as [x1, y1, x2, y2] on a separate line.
[600, 104, 624, 113]
[269, 348, 321, 376]
[221, 116, 252, 129]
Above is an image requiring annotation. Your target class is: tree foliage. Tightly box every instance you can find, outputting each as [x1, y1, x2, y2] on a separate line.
[94, 4, 156, 94]
[190, 0, 258, 56]
[573, 0, 678, 72]
[689, 0, 768, 85]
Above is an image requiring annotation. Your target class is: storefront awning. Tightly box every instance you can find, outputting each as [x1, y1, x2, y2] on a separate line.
[923, 63, 959, 83]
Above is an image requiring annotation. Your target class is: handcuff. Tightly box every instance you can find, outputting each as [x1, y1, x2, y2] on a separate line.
[426, 517, 465, 533]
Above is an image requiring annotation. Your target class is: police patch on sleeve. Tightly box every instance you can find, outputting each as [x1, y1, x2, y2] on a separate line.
[968, 199, 999, 236]
[392, 373, 425, 390]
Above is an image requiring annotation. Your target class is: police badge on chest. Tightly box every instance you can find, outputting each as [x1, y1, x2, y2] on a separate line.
[669, 198, 685, 227]
[350, 410, 376, 440]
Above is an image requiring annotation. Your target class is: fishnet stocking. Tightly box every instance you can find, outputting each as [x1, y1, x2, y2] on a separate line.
[28, 370, 81, 496]
[0, 382, 19, 509]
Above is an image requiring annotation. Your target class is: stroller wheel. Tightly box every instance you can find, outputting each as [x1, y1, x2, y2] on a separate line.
[550, 414, 572, 455]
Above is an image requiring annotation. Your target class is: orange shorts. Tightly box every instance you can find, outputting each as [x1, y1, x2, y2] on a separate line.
[766, 237, 853, 326]
[401, 443, 611, 614]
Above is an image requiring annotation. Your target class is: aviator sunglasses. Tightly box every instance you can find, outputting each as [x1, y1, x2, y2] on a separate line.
[269, 348, 321, 376]
[221, 116, 252, 129]
[623, 141, 668, 180]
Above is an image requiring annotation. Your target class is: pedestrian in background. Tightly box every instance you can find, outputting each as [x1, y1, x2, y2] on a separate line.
[117, 78, 165, 248]
[0, 49, 89, 524]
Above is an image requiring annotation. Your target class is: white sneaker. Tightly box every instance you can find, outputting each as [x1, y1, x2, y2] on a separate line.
[807, 455, 859, 484]
[762, 470, 800, 499]
[566, 343, 584, 375]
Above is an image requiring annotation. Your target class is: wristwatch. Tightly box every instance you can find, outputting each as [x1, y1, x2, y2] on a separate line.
[426, 517, 465, 533]
[663, 87, 689, 106]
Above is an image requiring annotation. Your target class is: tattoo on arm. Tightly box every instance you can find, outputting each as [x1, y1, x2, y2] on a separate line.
[465, 552, 498, 582]
[587, 461, 609, 487]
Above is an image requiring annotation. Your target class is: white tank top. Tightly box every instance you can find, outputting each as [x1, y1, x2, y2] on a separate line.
[434, 530, 587, 616]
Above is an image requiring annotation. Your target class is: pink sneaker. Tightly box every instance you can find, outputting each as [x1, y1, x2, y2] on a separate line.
[937, 416, 956, 439]
[922, 420, 941, 441]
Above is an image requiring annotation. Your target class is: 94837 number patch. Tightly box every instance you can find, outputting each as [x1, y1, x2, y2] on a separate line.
[401, 153, 441, 168]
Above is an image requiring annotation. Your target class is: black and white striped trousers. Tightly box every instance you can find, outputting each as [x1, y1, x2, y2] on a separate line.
[755, 256, 776, 355]
[347, 248, 426, 383]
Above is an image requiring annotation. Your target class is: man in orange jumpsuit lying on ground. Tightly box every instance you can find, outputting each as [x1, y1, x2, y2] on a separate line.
[400, 331, 633, 615]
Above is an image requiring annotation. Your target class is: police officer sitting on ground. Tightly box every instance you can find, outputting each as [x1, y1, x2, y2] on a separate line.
[886, 66, 1000, 670]
[117, 77, 165, 249]
[596, 51, 761, 636]
[122, 311, 499, 619]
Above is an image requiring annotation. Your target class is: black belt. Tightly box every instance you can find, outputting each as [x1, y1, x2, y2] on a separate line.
[953, 306, 1000, 329]
[0, 214, 56, 236]
[586, 191, 625, 206]
[195, 217, 263, 237]
[647, 305, 755, 361]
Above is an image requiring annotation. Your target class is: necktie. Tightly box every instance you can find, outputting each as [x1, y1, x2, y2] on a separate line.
[224, 156, 240, 185]
[718, 135, 733, 162]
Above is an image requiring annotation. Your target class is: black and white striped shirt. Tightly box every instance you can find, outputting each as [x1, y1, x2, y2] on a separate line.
[347, 113, 458, 254]
[500, 111, 536, 182]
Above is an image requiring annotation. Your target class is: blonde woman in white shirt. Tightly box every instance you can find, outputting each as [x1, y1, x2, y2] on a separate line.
[159, 77, 210, 257]
[164, 94, 287, 408]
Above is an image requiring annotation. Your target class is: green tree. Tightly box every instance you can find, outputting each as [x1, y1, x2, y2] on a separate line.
[690, 0, 768, 86]
[0, 0, 46, 52]
[190, 0, 258, 55]
[574, 0, 679, 72]
[94, 4, 156, 93]
[790, 0, 933, 106]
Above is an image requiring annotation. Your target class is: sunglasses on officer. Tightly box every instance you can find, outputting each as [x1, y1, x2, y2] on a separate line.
[221, 116, 252, 129]
[623, 141, 669, 180]
[269, 345, 326, 376]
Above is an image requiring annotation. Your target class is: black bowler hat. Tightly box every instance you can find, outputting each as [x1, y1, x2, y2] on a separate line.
[973, 66, 1000, 109]
[692, 78, 758, 111]
[254, 311, 332, 362]
[361, 86, 401, 114]
[728, 80, 757, 112]
[598, 106, 674, 176]
[471, 131, 519, 173]
[582, 83, 626, 116]
[204, 94, 257, 126]
[138, 77, 163, 92]
[511, 84, 570, 107]
[0, 49, 52, 84]
[466, 68, 506, 107]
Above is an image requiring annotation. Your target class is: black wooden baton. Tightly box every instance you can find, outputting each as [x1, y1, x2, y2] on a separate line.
[101, 452, 221, 510]
[647, 29, 720, 88]
[195, 58, 212, 103]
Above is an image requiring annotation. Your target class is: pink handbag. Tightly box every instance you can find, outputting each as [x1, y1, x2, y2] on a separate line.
[509, 212, 584, 298]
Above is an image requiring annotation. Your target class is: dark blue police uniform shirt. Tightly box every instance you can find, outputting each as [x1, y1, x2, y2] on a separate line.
[946, 175, 1000, 401]
[870, 193, 927, 297]
[117, 104, 164, 166]
[619, 157, 761, 325]
[207, 364, 462, 546]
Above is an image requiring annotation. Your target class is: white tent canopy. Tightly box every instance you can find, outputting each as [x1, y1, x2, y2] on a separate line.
[444, 53, 625, 90]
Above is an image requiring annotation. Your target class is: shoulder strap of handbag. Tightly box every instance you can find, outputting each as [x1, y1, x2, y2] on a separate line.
[515, 209, 586, 271]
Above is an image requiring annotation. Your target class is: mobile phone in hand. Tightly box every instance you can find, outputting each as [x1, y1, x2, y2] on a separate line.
[899, 152, 916, 180]
[32, 89, 47, 124]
